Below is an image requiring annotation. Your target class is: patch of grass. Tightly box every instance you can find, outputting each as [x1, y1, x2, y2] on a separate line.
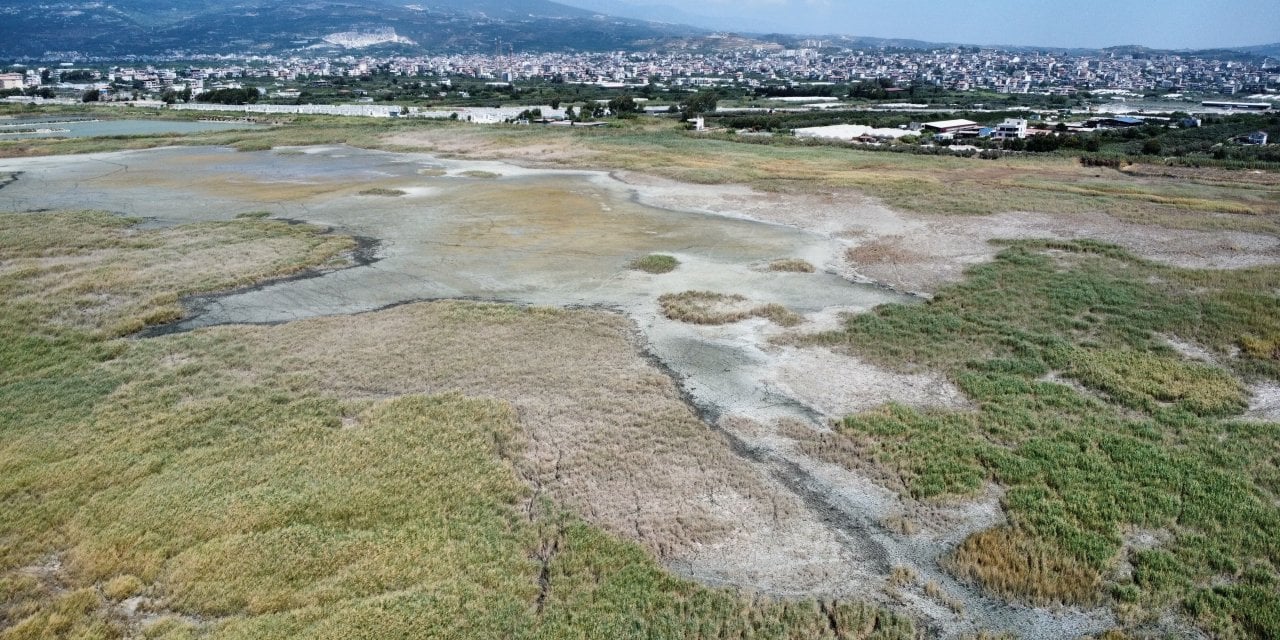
[0, 211, 912, 640]
[659, 290, 804, 327]
[767, 258, 816, 273]
[0, 211, 354, 337]
[232, 141, 272, 152]
[794, 240, 1280, 636]
[943, 527, 1100, 605]
[754, 303, 805, 328]
[460, 170, 500, 179]
[102, 575, 144, 601]
[356, 187, 407, 197]
[233, 211, 271, 219]
[630, 253, 679, 274]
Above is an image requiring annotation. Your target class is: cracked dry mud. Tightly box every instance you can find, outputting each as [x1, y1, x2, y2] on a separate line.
[8, 145, 1274, 638]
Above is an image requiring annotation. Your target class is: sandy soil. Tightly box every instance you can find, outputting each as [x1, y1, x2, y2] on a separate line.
[1247, 382, 1280, 422]
[617, 171, 1280, 296]
[767, 346, 970, 417]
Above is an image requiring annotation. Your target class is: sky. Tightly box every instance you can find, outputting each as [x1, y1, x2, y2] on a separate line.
[557, 0, 1280, 49]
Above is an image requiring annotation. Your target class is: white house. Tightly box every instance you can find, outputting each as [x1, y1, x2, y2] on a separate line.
[992, 118, 1028, 140]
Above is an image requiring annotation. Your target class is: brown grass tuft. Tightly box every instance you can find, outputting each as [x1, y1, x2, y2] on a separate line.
[924, 580, 965, 615]
[887, 565, 917, 588]
[101, 575, 143, 601]
[659, 290, 804, 327]
[944, 527, 1100, 606]
[845, 236, 926, 266]
[767, 258, 816, 273]
[882, 515, 920, 536]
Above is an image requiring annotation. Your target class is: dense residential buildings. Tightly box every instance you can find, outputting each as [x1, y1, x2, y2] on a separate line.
[5, 44, 1278, 103]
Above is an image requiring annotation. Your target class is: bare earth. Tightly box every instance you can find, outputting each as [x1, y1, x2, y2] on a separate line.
[616, 171, 1280, 296]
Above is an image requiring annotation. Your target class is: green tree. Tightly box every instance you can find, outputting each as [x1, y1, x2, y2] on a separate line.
[681, 90, 719, 120]
[608, 94, 638, 118]
[81, 89, 100, 102]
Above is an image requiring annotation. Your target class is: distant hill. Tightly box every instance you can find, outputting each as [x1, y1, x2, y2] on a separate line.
[0, 0, 699, 58]
[1, 0, 1276, 61]
[1237, 42, 1280, 58]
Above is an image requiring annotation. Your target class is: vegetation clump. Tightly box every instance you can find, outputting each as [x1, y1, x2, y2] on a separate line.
[795, 239, 1280, 636]
[460, 170, 500, 179]
[357, 187, 407, 197]
[767, 258, 816, 273]
[629, 253, 679, 274]
[659, 291, 803, 327]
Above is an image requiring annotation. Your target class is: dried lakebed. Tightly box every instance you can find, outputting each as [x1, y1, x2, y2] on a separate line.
[0, 146, 1115, 638]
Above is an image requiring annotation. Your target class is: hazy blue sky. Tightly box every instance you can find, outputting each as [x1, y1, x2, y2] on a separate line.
[559, 0, 1280, 49]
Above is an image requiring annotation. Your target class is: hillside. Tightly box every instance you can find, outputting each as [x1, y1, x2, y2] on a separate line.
[0, 0, 699, 58]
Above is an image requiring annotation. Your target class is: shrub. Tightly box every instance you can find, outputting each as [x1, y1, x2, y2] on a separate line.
[630, 254, 679, 274]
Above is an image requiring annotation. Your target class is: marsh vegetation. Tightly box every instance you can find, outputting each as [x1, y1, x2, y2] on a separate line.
[794, 240, 1280, 637]
[766, 258, 817, 273]
[630, 254, 680, 274]
[2, 108, 1277, 639]
[0, 211, 914, 639]
[659, 291, 804, 327]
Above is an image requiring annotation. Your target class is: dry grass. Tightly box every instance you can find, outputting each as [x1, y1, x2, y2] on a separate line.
[943, 527, 1101, 606]
[882, 515, 920, 536]
[0, 210, 913, 639]
[101, 575, 143, 602]
[923, 581, 965, 615]
[846, 237, 927, 266]
[460, 170, 500, 179]
[0, 211, 353, 337]
[659, 290, 804, 327]
[197, 300, 804, 560]
[887, 566, 918, 589]
[766, 258, 816, 273]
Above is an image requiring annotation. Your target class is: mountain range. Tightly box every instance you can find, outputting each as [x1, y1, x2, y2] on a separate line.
[0, 0, 698, 58]
[0, 0, 1276, 61]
